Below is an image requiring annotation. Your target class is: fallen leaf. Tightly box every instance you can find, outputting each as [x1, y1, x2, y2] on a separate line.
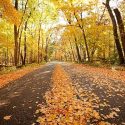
[4, 115, 11, 120]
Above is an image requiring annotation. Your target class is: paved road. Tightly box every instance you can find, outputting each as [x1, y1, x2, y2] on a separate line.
[63, 64, 125, 125]
[0, 63, 55, 125]
[0, 62, 125, 125]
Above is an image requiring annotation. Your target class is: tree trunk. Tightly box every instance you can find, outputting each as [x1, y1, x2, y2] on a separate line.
[69, 41, 75, 62]
[81, 29, 90, 62]
[14, 0, 19, 67]
[104, 0, 124, 64]
[41, 38, 44, 62]
[18, 27, 23, 65]
[38, 22, 41, 63]
[73, 12, 90, 62]
[74, 38, 82, 63]
[23, 21, 27, 65]
[114, 8, 125, 57]
[45, 39, 48, 62]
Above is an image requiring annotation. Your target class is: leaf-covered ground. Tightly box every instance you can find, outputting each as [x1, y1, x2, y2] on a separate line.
[63, 63, 125, 125]
[0, 63, 54, 125]
[0, 62, 125, 125]
[0, 65, 41, 88]
[37, 65, 95, 124]
[37, 64, 123, 125]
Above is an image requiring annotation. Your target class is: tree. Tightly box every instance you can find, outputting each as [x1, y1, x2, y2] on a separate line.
[14, 0, 19, 66]
[103, 0, 125, 64]
[114, 8, 125, 57]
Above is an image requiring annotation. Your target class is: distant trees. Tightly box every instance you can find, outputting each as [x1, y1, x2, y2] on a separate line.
[50, 0, 125, 65]
[0, 0, 57, 67]
[0, 0, 21, 66]
[0, 0, 125, 66]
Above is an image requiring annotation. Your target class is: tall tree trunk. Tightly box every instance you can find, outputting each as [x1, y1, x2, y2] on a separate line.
[81, 29, 90, 62]
[23, 21, 27, 65]
[114, 8, 125, 57]
[104, 0, 124, 64]
[73, 12, 90, 62]
[74, 36, 82, 63]
[75, 43, 81, 63]
[18, 27, 23, 65]
[14, 0, 19, 67]
[41, 37, 44, 62]
[38, 38, 40, 63]
[38, 22, 41, 63]
[45, 34, 51, 62]
[69, 41, 75, 62]
[45, 38, 48, 62]
[6, 47, 9, 65]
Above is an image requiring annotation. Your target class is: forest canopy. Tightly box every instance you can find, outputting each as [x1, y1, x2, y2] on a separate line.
[0, 0, 125, 67]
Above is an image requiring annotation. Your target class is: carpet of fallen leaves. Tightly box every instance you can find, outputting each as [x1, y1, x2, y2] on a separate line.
[0, 66, 40, 89]
[36, 65, 109, 125]
[74, 64, 125, 83]
[63, 63, 125, 124]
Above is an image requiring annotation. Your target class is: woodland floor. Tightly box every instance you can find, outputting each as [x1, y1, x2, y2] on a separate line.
[0, 65, 42, 89]
[0, 62, 125, 125]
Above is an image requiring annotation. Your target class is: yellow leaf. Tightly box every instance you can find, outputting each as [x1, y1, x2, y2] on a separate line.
[3, 115, 11, 120]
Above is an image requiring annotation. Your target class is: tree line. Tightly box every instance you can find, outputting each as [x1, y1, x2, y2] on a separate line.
[0, 0, 125, 67]
[52, 0, 125, 65]
[0, 0, 56, 67]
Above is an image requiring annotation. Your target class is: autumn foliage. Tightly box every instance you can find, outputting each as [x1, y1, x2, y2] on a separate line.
[0, 0, 21, 26]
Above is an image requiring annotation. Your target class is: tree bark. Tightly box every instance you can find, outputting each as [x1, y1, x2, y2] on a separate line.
[38, 21, 41, 63]
[23, 21, 27, 65]
[114, 8, 125, 57]
[104, 0, 124, 64]
[81, 28, 90, 62]
[74, 36, 82, 63]
[45, 38, 49, 62]
[69, 41, 76, 62]
[14, 0, 19, 66]
[73, 12, 90, 62]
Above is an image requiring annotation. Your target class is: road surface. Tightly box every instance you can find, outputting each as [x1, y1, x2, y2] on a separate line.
[0, 63, 55, 125]
[0, 62, 125, 125]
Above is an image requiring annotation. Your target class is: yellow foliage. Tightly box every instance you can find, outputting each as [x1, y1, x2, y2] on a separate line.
[0, 0, 21, 26]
